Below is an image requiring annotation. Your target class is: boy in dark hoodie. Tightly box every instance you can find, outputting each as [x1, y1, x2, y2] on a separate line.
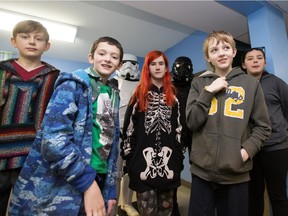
[242, 47, 288, 216]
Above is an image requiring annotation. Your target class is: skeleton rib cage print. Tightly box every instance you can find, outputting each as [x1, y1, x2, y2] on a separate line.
[141, 91, 174, 180]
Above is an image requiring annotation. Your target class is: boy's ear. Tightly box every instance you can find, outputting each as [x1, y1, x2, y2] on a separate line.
[242, 63, 246, 69]
[10, 37, 17, 48]
[233, 48, 237, 57]
[44, 42, 51, 51]
[88, 53, 94, 64]
[117, 62, 123, 70]
[204, 55, 210, 63]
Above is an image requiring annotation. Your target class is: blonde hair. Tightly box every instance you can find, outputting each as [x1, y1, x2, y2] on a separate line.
[202, 30, 236, 69]
[12, 20, 49, 42]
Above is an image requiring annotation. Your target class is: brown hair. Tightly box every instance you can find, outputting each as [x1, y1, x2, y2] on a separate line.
[12, 20, 49, 42]
[241, 47, 266, 64]
[89, 36, 124, 64]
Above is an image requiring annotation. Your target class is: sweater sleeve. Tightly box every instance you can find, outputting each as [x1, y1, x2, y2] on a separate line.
[41, 79, 96, 193]
[278, 77, 288, 123]
[186, 81, 215, 132]
[241, 82, 271, 158]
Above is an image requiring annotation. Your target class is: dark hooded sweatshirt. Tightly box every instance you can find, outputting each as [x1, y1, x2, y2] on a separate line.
[259, 71, 288, 151]
[186, 67, 271, 184]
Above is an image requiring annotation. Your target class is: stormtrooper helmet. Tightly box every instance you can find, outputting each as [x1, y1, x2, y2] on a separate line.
[117, 54, 140, 80]
[171, 56, 194, 84]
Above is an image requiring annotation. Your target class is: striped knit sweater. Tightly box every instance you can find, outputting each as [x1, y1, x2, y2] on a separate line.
[0, 59, 59, 170]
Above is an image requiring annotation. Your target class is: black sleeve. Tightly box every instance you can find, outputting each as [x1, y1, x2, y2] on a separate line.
[120, 99, 137, 160]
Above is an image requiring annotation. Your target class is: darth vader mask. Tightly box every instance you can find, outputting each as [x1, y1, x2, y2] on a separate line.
[171, 56, 193, 84]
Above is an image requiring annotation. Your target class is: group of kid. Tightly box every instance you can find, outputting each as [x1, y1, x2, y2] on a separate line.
[0, 19, 287, 216]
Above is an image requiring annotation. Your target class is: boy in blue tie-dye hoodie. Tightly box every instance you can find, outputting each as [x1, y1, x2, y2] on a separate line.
[9, 36, 123, 216]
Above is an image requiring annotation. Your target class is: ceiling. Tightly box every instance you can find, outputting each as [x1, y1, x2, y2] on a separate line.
[0, 0, 287, 63]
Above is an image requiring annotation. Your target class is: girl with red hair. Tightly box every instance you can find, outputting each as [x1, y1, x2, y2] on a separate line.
[121, 50, 184, 216]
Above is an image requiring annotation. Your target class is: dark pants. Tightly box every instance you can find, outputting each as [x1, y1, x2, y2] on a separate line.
[0, 168, 21, 216]
[249, 148, 288, 216]
[189, 175, 248, 216]
[172, 187, 181, 216]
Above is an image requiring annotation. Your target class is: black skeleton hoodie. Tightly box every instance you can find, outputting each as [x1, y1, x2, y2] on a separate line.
[121, 85, 183, 192]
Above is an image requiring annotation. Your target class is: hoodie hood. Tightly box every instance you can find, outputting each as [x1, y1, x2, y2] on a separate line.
[199, 67, 246, 81]
[55, 69, 90, 90]
[260, 71, 273, 81]
[0, 58, 60, 76]
[55, 68, 120, 95]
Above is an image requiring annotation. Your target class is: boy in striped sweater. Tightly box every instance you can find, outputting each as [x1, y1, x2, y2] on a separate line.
[0, 20, 59, 215]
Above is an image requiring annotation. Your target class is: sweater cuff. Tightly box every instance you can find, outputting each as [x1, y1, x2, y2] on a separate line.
[108, 184, 117, 200]
[198, 88, 215, 106]
[69, 165, 97, 193]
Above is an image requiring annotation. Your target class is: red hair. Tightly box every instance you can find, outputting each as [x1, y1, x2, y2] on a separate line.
[130, 50, 176, 112]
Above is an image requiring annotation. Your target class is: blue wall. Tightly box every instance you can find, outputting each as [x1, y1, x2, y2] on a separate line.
[165, 31, 208, 74]
[42, 56, 90, 72]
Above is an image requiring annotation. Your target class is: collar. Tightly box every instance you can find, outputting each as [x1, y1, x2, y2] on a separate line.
[151, 84, 164, 93]
[85, 67, 119, 93]
[85, 67, 101, 80]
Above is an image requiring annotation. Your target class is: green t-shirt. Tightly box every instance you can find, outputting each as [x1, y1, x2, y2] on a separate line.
[90, 84, 115, 173]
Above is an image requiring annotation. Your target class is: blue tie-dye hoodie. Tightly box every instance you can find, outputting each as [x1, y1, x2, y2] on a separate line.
[9, 68, 120, 216]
